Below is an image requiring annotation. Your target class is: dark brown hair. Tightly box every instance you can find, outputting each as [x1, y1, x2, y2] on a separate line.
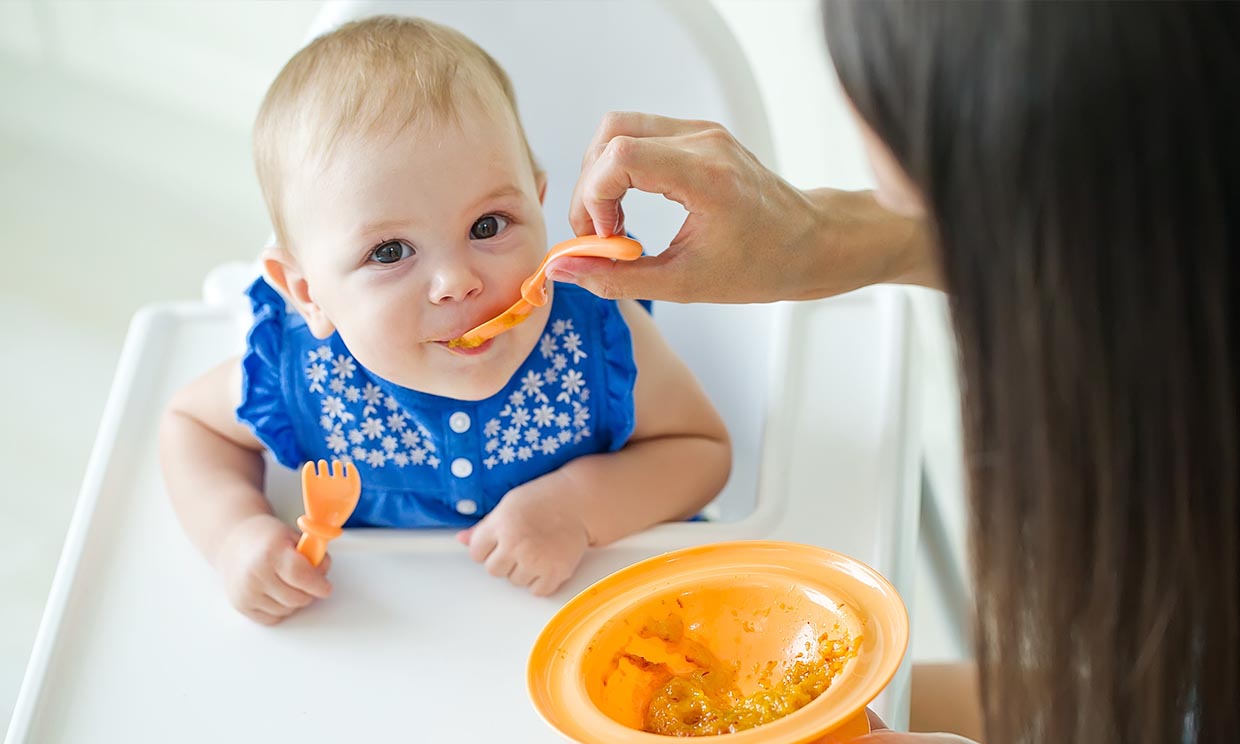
[824, 2, 1238, 742]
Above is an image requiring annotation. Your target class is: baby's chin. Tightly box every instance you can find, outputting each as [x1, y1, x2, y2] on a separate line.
[385, 328, 544, 400]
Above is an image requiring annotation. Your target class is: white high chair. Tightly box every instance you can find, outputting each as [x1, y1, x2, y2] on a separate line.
[7, 2, 923, 741]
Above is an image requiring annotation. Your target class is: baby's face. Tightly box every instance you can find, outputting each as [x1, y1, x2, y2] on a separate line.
[282, 99, 550, 400]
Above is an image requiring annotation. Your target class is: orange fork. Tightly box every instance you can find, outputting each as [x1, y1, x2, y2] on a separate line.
[295, 459, 362, 567]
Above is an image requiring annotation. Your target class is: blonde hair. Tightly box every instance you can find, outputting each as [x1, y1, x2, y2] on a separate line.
[254, 16, 540, 248]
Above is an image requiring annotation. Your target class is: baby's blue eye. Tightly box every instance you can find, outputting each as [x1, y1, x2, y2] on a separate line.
[470, 214, 510, 240]
[370, 240, 413, 264]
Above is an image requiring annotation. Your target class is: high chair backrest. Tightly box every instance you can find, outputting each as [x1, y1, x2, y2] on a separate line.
[298, 0, 781, 520]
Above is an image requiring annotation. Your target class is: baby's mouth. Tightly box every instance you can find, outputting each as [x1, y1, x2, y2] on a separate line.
[432, 335, 494, 356]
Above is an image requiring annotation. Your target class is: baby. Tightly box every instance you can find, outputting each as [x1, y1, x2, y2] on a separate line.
[159, 16, 731, 625]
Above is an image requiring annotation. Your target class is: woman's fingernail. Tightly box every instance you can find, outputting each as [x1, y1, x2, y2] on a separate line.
[547, 267, 577, 283]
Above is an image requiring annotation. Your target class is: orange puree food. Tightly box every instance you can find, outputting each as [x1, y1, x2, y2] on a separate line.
[603, 614, 861, 737]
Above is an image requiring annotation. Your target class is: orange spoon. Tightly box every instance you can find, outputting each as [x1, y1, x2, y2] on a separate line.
[295, 459, 361, 566]
[449, 235, 642, 348]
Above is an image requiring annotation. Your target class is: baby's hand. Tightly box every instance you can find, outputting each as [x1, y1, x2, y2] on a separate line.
[213, 514, 333, 625]
[457, 482, 589, 597]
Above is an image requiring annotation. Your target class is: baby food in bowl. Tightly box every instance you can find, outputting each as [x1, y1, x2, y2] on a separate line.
[528, 541, 908, 743]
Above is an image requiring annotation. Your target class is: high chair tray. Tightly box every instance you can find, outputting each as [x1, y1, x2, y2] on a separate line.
[7, 288, 920, 742]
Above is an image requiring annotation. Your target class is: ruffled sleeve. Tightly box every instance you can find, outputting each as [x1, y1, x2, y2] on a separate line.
[600, 296, 638, 451]
[236, 277, 304, 469]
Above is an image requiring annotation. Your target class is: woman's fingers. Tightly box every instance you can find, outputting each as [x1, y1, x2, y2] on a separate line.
[572, 135, 707, 238]
[866, 707, 889, 731]
[546, 253, 679, 302]
[569, 114, 727, 236]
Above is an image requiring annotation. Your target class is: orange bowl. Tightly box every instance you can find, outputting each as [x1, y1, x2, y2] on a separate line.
[528, 541, 909, 743]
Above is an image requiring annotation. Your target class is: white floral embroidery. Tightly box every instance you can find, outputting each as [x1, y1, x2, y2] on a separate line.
[561, 370, 585, 398]
[306, 362, 327, 393]
[325, 426, 347, 454]
[386, 412, 406, 431]
[361, 418, 384, 439]
[533, 404, 555, 428]
[303, 352, 442, 471]
[520, 370, 545, 400]
[563, 330, 584, 355]
[332, 354, 356, 379]
[301, 308, 599, 476]
[322, 396, 345, 419]
[479, 316, 596, 469]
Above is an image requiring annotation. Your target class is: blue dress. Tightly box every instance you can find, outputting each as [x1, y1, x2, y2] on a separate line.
[236, 277, 639, 528]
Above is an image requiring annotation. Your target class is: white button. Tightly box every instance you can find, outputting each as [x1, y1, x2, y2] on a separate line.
[451, 457, 473, 478]
[448, 411, 471, 433]
[456, 499, 478, 516]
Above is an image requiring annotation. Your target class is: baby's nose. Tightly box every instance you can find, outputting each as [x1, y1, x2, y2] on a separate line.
[428, 260, 483, 304]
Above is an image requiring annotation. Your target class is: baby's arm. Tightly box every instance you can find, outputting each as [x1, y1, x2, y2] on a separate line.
[462, 301, 730, 595]
[554, 299, 731, 542]
[159, 357, 331, 624]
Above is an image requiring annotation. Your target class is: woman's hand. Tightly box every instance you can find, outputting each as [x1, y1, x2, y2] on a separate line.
[212, 513, 333, 625]
[553, 112, 936, 303]
[855, 708, 980, 744]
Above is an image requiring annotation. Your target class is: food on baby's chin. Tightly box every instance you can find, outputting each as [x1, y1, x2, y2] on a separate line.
[602, 614, 861, 737]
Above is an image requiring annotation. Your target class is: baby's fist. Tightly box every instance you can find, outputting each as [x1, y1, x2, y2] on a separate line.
[458, 491, 589, 597]
[213, 514, 333, 625]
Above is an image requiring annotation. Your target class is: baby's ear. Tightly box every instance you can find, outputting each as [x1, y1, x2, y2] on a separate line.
[261, 245, 336, 339]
